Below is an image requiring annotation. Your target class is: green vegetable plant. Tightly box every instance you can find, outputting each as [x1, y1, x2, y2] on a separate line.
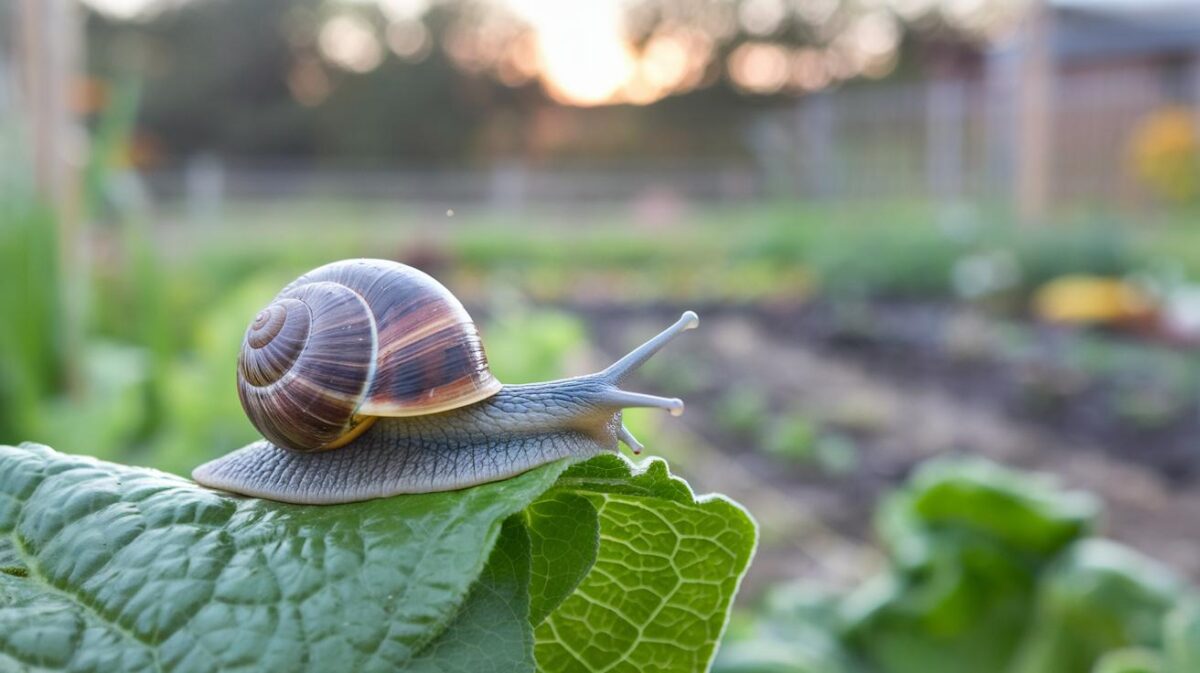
[0, 443, 757, 672]
[719, 458, 1196, 673]
[763, 413, 859, 476]
[1010, 540, 1183, 673]
[1164, 600, 1200, 671]
[843, 459, 1100, 673]
[715, 387, 772, 440]
[1089, 648, 1164, 673]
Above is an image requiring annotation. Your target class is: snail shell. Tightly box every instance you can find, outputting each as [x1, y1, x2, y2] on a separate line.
[237, 259, 501, 452]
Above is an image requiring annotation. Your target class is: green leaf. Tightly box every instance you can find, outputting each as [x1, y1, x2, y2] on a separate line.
[1164, 600, 1200, 673]
[1090, 648, 1165, 673]
[407, 517, 535, 673]
[0, 444, 757, 673]
[524, 492, 599, 626]
[0, 536, 24, 577]
[1010, 539, 1183, 673]
[888, 458, 1097, 563]
[845, 458, 1100, 673]
[0, 443, 567, 672]
[535, 454, 759, 673]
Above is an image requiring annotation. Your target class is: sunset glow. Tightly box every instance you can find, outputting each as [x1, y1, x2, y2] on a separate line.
[80, 0, 1020, 107]
[496, 0, 903, 105]
[503, 1, 634, 106]
[526, 3, 635, 105]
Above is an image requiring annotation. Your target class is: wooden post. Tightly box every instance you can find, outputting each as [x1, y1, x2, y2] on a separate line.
[1016, 0, 1053, 223]
[927, 77, 966, 206]
[15, 0, 84, 395]
[17, 0, 81, 206]
[798, 92, 836, 201]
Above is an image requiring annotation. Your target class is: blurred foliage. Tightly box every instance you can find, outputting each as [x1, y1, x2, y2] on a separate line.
[846, 459, 1099, 673]
[1015, 224, 1139, 294]
[11, 182, 1200, 475]
[1090, 649, 1165, 673]
[763, 412, 859, 475]
[0, 201, 63, 442]
[78, 0, 1019, 167]
[716, 586, 859, 673]
[1164, 600, 1200, 671]
[765, 411, 819, 461]
[715, 459, 1197, 673]
[139, 197, 1200, 311]
[1129, 107, 1200, 204]
[1009, 540, 1181, 673]
[716, 385, 772, 439]
[84, 0, 755, 164]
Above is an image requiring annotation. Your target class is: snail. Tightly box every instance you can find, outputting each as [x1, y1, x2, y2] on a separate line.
[192, 258, 698, 504]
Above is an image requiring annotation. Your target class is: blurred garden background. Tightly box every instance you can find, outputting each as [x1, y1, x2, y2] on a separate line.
[5, 0, 1200, 671]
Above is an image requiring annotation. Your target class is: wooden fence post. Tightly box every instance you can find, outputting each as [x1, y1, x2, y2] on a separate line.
[1016, 0, 1053, 223]
[15, 0, 84, 396]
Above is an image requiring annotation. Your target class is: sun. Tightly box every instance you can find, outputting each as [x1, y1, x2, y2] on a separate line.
[503, 0, 637, 106]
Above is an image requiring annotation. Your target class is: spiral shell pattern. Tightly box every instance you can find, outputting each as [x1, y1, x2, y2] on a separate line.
[236, 259, 501, 452]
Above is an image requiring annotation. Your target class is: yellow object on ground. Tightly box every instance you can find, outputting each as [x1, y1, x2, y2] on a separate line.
[1129, 106, 1200, 203]
[1032, 275, 1154, 325]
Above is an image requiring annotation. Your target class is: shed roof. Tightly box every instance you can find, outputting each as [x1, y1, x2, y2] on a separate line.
[1050, 0, 1200, 61]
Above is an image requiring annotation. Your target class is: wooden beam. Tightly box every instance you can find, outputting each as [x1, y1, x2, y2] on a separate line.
[16, 0, 82, 206]
[1016, 0, 1054, 223]
[14, 0, 85, 396]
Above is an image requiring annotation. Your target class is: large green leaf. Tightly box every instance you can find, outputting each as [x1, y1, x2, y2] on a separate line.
[0, 444, 756, 673]
[407, 517, 535, 673]
[0, 443, 566, 672]
[534, 455, 759, 673]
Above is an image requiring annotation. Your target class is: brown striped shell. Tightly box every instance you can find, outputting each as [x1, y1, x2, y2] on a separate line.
[236, 259, 502, 452]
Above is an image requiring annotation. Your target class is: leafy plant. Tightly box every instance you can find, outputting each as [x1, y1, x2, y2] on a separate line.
[0, 201, 62, 442]
[764, 414, 859, 475]
[1164, 600, 1200, 671]
[713, 584, 859, 673]
[722, 458, 1196, 673]
[0, 443, 756, 672]
[765, 413, 820, 462]
[479, 309, 587, 384]
[844, 459, 1099, 673]
[1010, 540, 1183, 673]
[715, 387, 772, 440]
[1090, 649, 1164, 673]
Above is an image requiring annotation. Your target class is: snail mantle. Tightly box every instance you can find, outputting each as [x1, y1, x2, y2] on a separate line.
[193, 258, 698, 505]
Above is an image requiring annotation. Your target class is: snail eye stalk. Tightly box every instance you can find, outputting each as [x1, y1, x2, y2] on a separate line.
[591, 311, 699, 455]
[617, 425, 646, 455]
[593, 390, 684, 416]
[600, 311, 699, 384]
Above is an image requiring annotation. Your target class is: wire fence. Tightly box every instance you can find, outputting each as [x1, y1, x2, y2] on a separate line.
[141, 67, 1199, 214]
[754, 65, 1198, 209]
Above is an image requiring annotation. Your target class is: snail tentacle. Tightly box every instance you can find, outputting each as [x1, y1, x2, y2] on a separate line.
[616, 424, 645, 455]
[591, 389, 684, 416]
[600, 311, 698, 384]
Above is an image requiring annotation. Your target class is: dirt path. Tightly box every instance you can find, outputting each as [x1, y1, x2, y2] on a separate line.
[588, 307, 1200, 592]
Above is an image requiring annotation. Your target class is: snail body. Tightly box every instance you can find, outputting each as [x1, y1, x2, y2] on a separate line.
[193, 259, 697, 504]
